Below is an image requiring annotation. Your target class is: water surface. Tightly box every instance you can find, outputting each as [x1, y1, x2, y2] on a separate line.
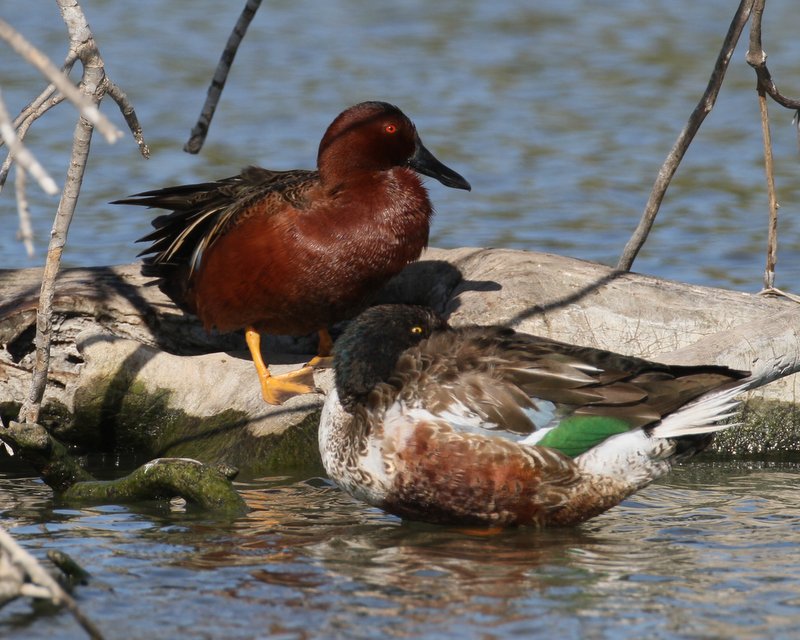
[2, 0, 800, 290]
[2, 1, 800, 638]
[2, 460, 800, 639]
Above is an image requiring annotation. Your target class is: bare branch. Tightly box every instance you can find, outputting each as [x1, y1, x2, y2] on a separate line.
[0, 526, 104, 639]
[103, 78, 150, 158]
[0, 89, 59, 195]
[11, 53, 77, 131]
[184, 0, 263, 154]
[0, 54, 76, 191]
[11, 0, 151, 423]
[0, 92, 66, 191]
[16, 120, 96, 424]
[756, 87, 779, 290]
[17, 1, 111, 424]
[746, 0, 800, 110]
[15, 167, 35, 257]
[0, 18, 122, 144]
[616, 0, 755, 271]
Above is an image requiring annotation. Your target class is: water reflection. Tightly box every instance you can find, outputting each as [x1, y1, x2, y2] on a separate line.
[2, 462, 800, 638]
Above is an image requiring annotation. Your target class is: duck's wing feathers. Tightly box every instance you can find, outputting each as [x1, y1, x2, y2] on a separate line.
[393, 326, 747, 446]
[116, 166, 318, 275]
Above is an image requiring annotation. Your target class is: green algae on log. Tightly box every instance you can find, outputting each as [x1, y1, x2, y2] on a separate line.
[1, 421, 247, 514]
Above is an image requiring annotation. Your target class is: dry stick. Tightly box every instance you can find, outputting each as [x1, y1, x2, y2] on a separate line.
[15, 0, 148, 424]
[0, 90, 58, 195]
[11, 54, 76, 130]
[0, 54, 77, 190]
[0, 527, 105, 640]
[0, 18, 121, 144]
[103, 79, 150, 158]
[745, 0, 800, 300]
[17, 3, 111, 424]
[184, 0, 263, 154]
[756, 87, 779, 291]
[616, 0, 754, 272]
[15, 166, 35, 257]
[16, 119, 96, 425]
[0, 93, 66, 191]
[745, 0, 800, 110]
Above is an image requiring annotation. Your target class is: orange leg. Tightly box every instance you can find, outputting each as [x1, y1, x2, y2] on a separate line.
[306, 328, 334, 369]
[245, 326, 316, 405]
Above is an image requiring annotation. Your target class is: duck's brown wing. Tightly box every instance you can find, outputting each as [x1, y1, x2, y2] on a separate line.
[113, 166, 318, 309]
[393, 326, 748, 440]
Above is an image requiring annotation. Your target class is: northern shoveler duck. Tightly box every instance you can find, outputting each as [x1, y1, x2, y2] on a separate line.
[114, 102, 471, 404]
[319, 304, 752, 528]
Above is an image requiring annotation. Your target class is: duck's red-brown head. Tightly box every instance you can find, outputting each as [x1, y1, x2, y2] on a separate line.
[317, 101, 471, 191]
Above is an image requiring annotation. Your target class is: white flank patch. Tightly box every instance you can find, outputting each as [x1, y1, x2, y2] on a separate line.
[575, 429, 671, 488]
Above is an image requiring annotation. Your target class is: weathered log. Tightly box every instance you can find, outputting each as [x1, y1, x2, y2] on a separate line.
[1, 247, 799, 474]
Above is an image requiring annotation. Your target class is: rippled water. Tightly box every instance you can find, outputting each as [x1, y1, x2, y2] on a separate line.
[1, 460, 800, 640]
[2, 0, 800, 289]
[3, 1, 800, 637]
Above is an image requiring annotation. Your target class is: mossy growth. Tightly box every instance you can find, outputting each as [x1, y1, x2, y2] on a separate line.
[709, 398, 800, 460]
[67, 373, 323, 477]
[3, 421, 247, 514]
[1, 399, 72, 433]
[152, 408, 324, 479]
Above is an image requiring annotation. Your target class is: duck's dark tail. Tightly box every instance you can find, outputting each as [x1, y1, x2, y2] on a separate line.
[113, 181, 235, 313]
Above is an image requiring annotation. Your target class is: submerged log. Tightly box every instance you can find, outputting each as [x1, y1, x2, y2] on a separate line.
[1, 246, 799, 475]
[1, 421, 247, 513]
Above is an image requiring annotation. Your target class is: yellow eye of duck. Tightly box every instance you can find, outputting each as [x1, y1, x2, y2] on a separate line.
[410, 325, 424, 335]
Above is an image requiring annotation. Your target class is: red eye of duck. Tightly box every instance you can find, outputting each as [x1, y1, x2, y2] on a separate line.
[384, 123, 397, 134]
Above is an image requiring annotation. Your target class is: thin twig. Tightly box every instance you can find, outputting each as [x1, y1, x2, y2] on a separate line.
[757, 86, 779, 289]
[0, 18, 121, 144]
[0, 92, 66, 192]
[103, 78, 150, 158]
[746, 0, 800, 110]
[15, 166, 35, 257]
[758, 286, 800, 304]
[184, 0, 263, 154]
[0, 527, 104, 639]
[616, 0, 754, 271]
[0, 89, 58, 195]
[11, 54, 76, 130]
[0, 54, 76, 190]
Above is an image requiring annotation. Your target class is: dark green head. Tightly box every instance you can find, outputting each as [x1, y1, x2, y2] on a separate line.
[333, 304, 447, 407]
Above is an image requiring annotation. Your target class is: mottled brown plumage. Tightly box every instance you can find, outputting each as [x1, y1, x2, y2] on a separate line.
[320, 305, 750, 528]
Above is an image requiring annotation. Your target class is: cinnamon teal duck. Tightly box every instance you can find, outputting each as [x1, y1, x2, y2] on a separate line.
[319, 304, 751, 528]
[115, 102, 470, 404]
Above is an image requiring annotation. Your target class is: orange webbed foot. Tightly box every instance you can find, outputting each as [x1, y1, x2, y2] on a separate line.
[306, 355, 333, 369]
[257, 366, 316, 405]
[245, 326, 318, 405]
